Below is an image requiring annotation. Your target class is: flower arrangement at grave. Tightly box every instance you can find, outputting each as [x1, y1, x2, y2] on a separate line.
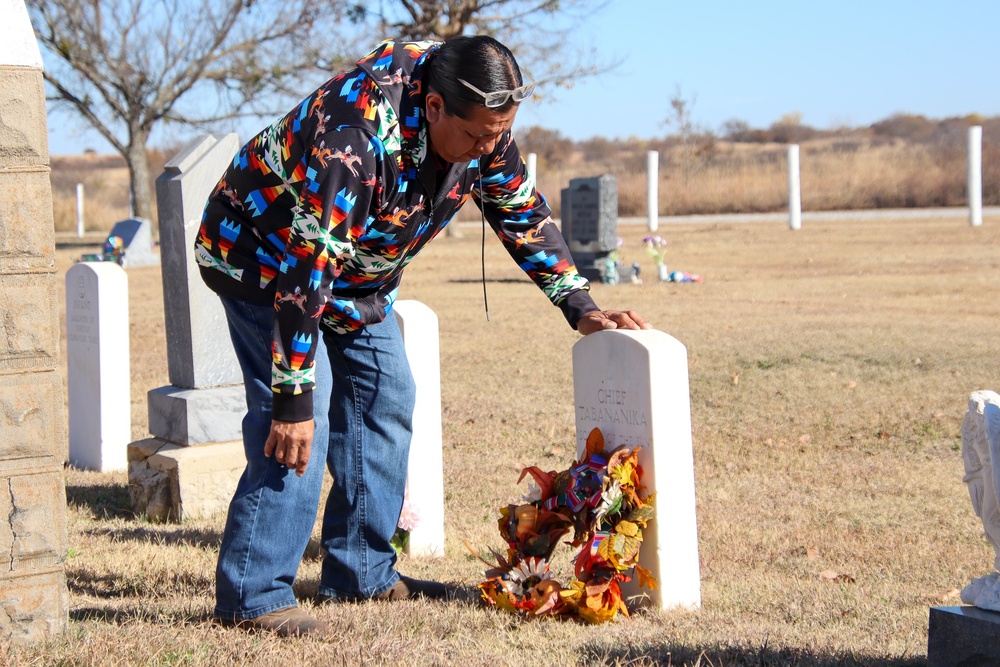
[471, 427, 657, 623]
[642, 235, 703, 283]
[391, 489, 421, 554]
[642, 235, 668, 280]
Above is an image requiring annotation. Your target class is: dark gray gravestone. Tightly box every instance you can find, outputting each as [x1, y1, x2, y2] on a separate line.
[147, 133, 245, 443]
[129, 134, 247, 522]
[928, 606, 1000, 666]
[155, 134, 242, 390]
[560, 175, 618, 281]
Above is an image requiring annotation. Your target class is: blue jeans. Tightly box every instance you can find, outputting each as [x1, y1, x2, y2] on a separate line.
[215, 296, 415, 620]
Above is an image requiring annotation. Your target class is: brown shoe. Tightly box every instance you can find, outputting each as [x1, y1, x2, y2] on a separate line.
[374, 575, 449, 601]
[315, 575, 449, 604]
[218, 606, 330, 638]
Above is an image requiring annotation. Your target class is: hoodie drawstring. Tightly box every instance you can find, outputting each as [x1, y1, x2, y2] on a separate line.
[479, 166, 490, 322]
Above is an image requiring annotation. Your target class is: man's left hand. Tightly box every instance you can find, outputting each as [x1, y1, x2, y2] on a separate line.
[577, 310, 652, 335]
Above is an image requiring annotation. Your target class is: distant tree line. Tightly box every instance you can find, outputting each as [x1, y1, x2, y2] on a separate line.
[517, 112, 1000, 167]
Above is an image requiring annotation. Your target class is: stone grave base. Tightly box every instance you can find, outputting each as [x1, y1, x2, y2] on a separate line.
[928, 605, 1000, 666]
[128, 438, 244, 522]
[147, 384, 245, 445]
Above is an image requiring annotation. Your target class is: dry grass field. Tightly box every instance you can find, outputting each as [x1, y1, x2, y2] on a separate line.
[7, 211, 1000, 665]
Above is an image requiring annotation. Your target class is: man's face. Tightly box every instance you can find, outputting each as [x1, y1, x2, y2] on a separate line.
[425, 91, 518, 164]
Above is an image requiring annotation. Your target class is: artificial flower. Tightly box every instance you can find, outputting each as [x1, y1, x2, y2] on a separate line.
[471, 427, 658, 624]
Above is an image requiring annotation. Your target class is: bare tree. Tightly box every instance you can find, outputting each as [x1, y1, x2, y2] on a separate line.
[29, 0, 351, 221]
[665, 85, 715, 185]
[345, 0, 614, 88]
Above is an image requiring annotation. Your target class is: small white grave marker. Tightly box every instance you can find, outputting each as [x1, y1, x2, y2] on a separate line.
[395, 300, 445, 557]
[67, 262, 131, 472]
[573, 329, 700, 610]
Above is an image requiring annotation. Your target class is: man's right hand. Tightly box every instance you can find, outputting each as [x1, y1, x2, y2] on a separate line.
[265, 419, 315, 477]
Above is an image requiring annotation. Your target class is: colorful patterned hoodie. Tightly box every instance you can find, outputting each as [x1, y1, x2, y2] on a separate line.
[195, 40, 598, 422]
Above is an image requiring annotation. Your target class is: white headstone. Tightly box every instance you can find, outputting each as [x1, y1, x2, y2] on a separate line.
[573, 329, 701, 610]
[108, 218, 158, 267]
[395, 300, 445, 557]
[67, 262, 131, 472]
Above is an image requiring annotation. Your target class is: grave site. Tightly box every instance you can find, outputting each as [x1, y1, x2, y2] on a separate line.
[6, 6, 1000, 666]
[13, 198, 998, 664]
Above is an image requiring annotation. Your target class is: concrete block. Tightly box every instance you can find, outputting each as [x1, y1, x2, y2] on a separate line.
[573, 329, 701, 610]
[155, 134, 241, 389]
[928, 605, 1000, 666]
[0, 468, 67, 572]
[128, 438, 245, 522]
[0, 371, 65, 469]
[147, 384, 245, 445]
[0, 169, 54, 273]
[0, 271, 59, 372]
[0, 567, 69, 644]
[0, 67, 47, 168]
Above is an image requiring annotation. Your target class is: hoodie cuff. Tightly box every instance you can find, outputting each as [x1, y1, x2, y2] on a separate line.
[272, 391, 314, 423]
[559, 290, 600, 330]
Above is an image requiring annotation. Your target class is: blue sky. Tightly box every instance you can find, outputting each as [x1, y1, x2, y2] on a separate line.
[44, 0, 1000, 153]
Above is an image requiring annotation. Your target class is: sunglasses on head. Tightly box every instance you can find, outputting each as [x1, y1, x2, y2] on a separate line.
[457, 78, 535, 108]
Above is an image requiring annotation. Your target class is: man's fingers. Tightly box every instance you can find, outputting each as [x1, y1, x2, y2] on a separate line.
[264, 431, 278, 458]
[283, 443, 299, 470]
[295, 442, 312, 477]
[626, 310, 653, 330]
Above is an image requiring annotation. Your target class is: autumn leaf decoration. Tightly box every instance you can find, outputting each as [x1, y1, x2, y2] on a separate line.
[470, 427, 657, 623]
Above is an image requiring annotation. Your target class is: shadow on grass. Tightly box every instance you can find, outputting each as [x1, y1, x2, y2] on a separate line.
[84, 525, 222, 550]
[66, 481, 134, 520]
[69, 569, 215, 600]
[580, 642, 926, 667]
[70, 606, 213, 626]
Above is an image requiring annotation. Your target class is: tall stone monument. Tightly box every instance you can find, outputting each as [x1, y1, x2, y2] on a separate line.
[0, 0, 69, 642]
[128, 134, 247, 521]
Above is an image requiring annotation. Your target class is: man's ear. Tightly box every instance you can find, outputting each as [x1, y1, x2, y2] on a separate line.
[425, 91, 445, 123]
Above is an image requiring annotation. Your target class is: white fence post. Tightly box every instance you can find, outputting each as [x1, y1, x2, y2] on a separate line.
[788, 144, 802, 231]
[76, 183, 85, 237]
[526, 152, 537, 182]
[969, 125, 983, 227]
[647, 150, 659, 232]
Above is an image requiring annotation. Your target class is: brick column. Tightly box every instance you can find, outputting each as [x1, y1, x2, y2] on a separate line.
[0, 0, 70, 642]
